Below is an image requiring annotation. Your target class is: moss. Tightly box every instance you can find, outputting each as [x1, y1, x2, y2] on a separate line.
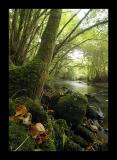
[71, 134, 88, 147]
[57, 93, 88, 126]
[40, 116, 56, 151]
[9, 99, 16, 115]
[50, 94, 61, 108]
[52, 119, 70, 150]
[86, 106, 98, 119]
[64, 138, 82, 151]
[9, 120, 35, 151]
[75, 125, 95, 143]
[40, 137, 56, 151]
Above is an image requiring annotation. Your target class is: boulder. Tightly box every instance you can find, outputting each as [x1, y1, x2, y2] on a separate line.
[86, 105, 104, 120]
[75, 125, 95, 143]
[56, 92, 88, 126]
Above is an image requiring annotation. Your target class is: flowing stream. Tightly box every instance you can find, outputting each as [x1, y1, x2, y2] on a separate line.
[53, 80, 108, 129]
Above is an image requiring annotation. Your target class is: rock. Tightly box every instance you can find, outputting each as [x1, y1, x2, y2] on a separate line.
[56, 93, 88, 126]
[97, 108, 104, 119]
[85, 94, 100, 103]
[104, 128, 108, 134]
[70, 134, 88, 147]
[90, 125, 98, 132]
[75, 125, 95, 143]
[86, 106, 104, 120]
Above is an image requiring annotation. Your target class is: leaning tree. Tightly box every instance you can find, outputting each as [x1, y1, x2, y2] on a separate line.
[9, 9, 62, 100]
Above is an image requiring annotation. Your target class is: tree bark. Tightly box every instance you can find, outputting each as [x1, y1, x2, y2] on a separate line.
[9, 9, 62, 100]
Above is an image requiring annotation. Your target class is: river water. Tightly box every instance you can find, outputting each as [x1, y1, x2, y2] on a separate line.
[53, 80, 108, 128]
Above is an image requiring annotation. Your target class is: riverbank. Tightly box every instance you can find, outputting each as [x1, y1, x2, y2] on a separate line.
[9, 80, 108, 151]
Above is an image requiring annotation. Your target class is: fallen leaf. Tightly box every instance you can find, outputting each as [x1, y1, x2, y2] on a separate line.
[30, 124, 40, 139]
[15, 105, 28, 117]
[35, 123, 46, 134]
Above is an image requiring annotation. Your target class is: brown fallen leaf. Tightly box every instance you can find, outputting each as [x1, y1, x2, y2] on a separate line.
[30, 124, 40, 139]
[35, 123, 46, 134]
[15, 105, 28, 117]
[30, 123, 46, 139]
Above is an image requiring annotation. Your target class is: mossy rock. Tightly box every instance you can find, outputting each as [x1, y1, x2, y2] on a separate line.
[98, 143, 108, 151]
[9, 120, 35, 151]
[75, 125, 95, 143]
[9, 99, 16, 115]
[71, 134, 88, 147]
[64, 138, 82, 151]
[57, 93, 88, 126]
[86, 106, 99, 119]
[14, 96, 48, 124]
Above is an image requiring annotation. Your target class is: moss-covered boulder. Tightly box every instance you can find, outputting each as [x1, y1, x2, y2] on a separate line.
[64, 138, 82, 151]
[75, 125, 95, 143]
[9, 120, 35, 151]
[56, 93, 88, 126]
[9, 99, 16, 115]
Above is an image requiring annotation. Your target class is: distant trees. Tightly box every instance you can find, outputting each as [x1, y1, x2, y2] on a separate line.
[9, 9, 108, 100]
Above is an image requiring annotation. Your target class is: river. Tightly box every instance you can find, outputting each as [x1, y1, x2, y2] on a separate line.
[53, 80, 108, 129]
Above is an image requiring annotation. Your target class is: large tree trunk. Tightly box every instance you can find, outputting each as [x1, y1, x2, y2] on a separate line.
[9, 9, 62, 99]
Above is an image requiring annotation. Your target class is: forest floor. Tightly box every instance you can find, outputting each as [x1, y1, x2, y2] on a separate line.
[9, 81, 108, 151]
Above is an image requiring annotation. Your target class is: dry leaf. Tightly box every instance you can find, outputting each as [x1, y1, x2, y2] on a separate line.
[35, 123, 46, 134]
[30, 124, 40, 139]
[30, 123, 46, 139]
[40, 133, 48, 142]
[15, 105, 28, 117]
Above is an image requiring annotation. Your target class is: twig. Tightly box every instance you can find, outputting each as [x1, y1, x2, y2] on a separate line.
[11, 89, 27, 99]
[14, 136, 30, 151]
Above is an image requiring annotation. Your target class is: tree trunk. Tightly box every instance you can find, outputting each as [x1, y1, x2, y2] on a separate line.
[9, 9, 62, 100]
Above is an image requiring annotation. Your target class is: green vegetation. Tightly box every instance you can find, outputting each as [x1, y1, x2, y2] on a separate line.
[9, 9, 108, 151]
[9, 120, 35, 151]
